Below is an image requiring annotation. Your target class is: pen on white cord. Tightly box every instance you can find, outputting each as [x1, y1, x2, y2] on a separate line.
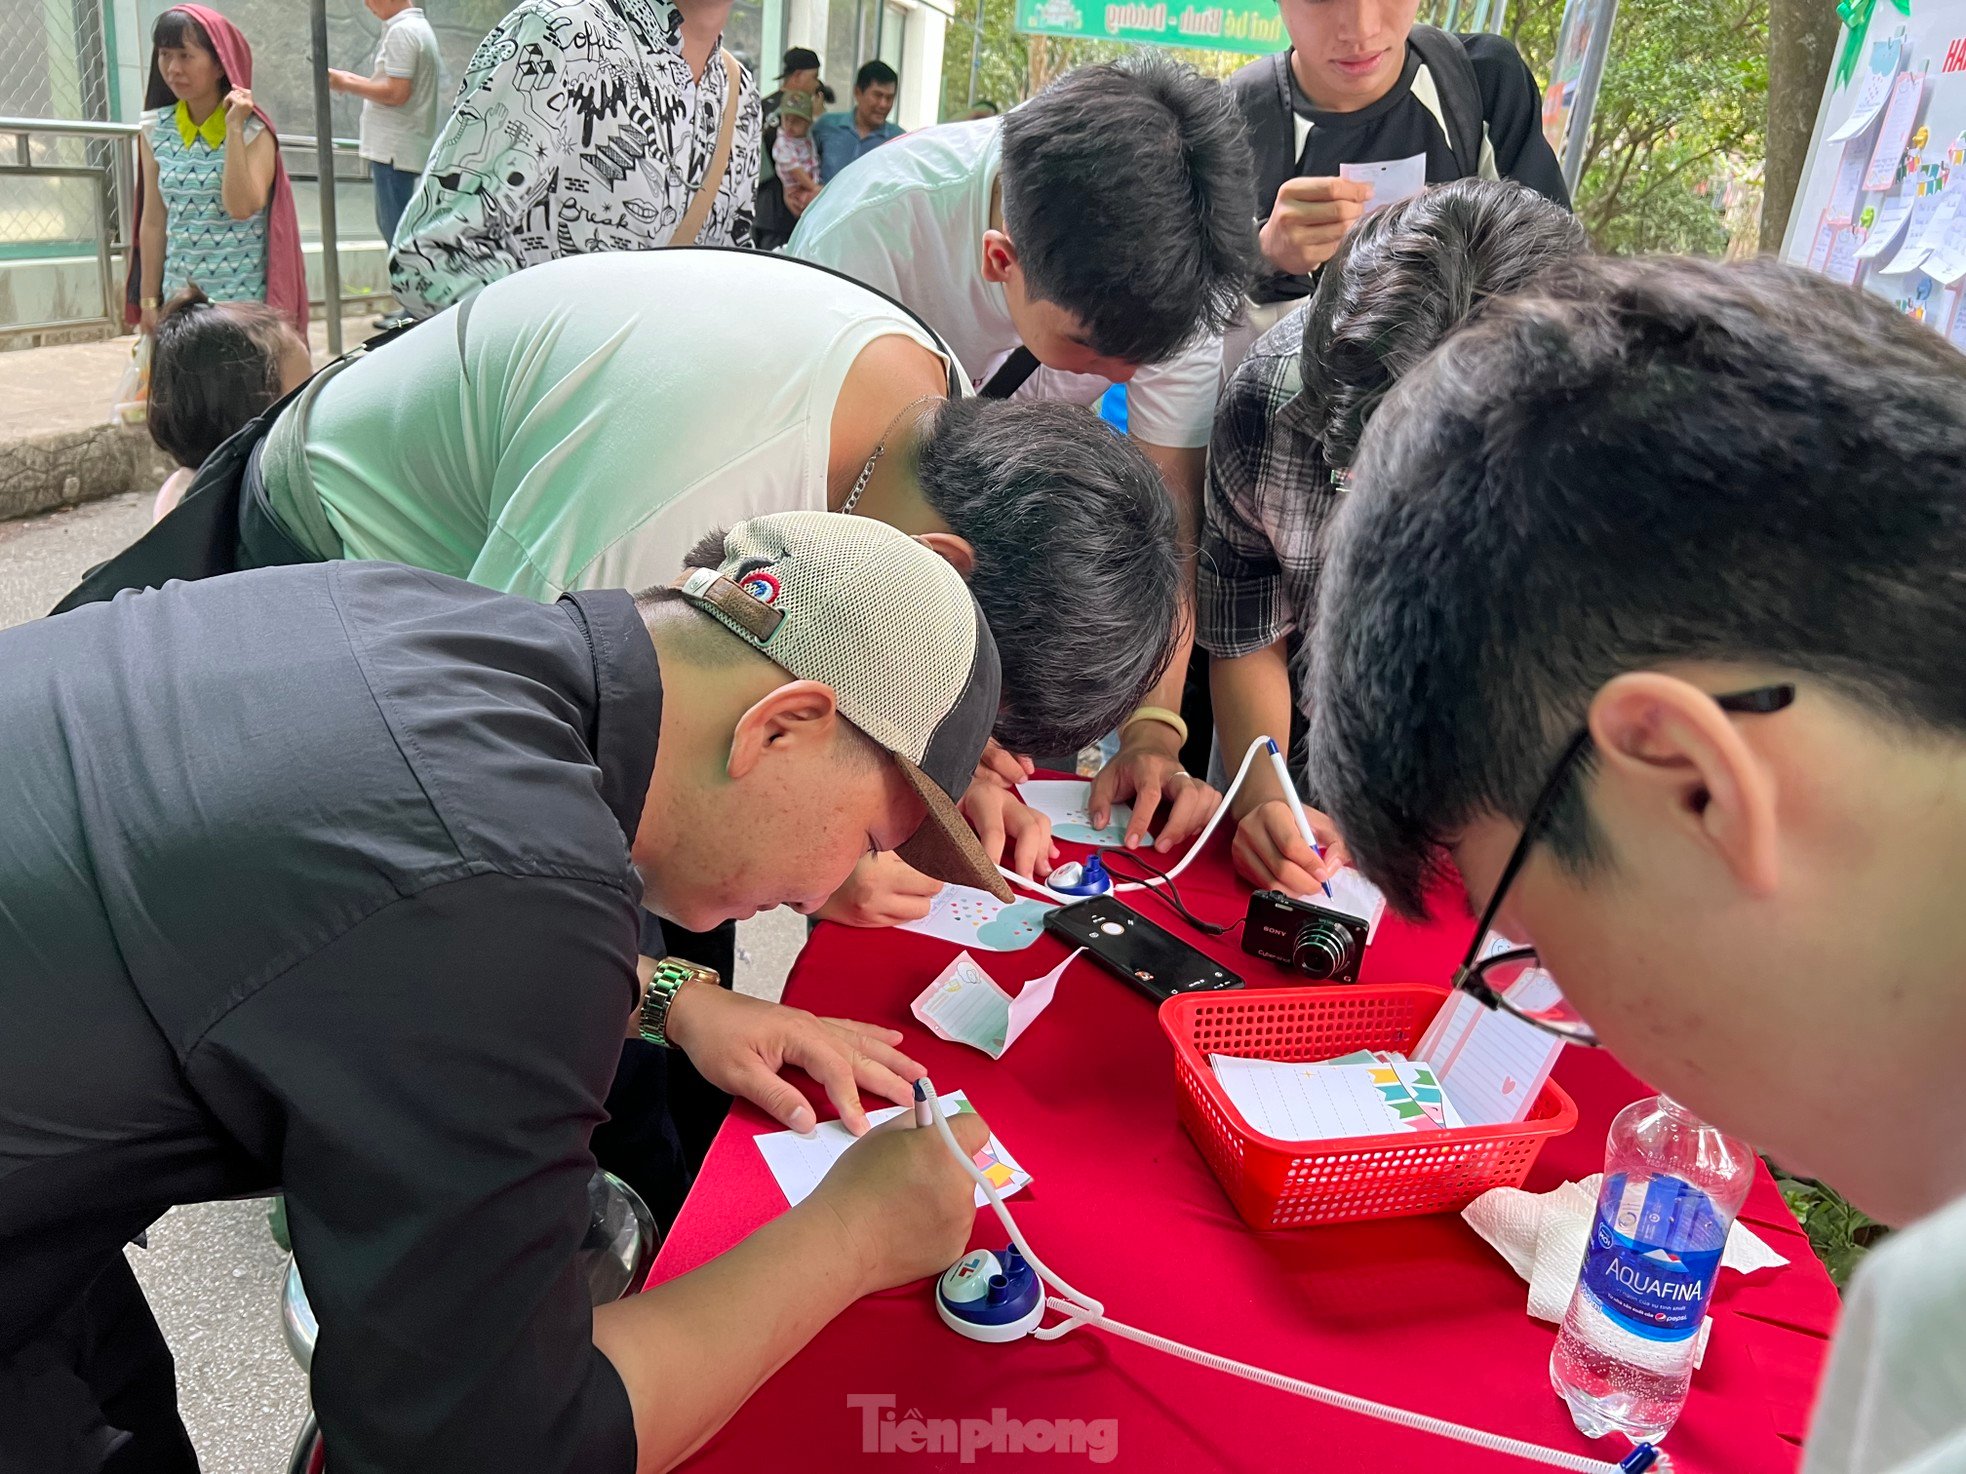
[914, 1077, 933, 1128]
[1266, 737, 1333, 899]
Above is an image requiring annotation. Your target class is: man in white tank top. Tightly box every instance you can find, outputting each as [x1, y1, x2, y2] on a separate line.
[252, 248, 1185, 912]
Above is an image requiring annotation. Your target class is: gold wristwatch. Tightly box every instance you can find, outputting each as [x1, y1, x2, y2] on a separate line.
[639, 956, 720, 1046]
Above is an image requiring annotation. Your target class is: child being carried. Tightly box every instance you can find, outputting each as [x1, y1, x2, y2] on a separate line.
[773, 90, 822, 215]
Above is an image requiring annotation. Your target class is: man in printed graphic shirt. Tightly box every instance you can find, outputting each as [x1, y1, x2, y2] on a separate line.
[390, 0, 760, 318]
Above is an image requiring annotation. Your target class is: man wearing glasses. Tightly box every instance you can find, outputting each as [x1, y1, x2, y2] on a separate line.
[1306, 254, 1966, 1472]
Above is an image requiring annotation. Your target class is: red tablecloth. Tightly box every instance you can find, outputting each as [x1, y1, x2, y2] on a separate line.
[652, 801, 1840, 1472]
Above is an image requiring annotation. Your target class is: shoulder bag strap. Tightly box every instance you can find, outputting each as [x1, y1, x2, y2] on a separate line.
[978, 346, 1042, 399]
[670, 50, 744, 247]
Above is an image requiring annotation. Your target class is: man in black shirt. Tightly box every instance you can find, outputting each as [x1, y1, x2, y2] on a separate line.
[0, 512, 1001, 1473]
[1227, 4, 1570, 329]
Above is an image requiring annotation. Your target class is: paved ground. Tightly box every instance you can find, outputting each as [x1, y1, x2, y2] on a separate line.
[0, 489, 150, 621]
[0, 314, 380, 444]
[2, 492, 804, 1473]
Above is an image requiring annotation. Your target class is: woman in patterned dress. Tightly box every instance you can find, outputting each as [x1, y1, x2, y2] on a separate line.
[129, 7, 306, 335]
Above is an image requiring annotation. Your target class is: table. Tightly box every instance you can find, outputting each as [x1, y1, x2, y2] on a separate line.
[651, 799, 1841, 1472]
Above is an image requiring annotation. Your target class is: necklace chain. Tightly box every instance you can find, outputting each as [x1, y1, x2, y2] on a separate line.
[842, 396, 937, 516]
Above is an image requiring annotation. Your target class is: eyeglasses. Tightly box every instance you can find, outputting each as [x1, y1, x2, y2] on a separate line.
[1451, 683, 1797, 1047]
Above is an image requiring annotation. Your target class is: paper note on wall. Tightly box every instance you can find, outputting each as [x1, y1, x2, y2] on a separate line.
[1824, 224, 1865, 286]
[1862, 71, 1926, 191]
[1339, 153, 1428, 215]
[898, 884, 1054, 952]
[911, 948, 1078, 1059]
[1924, 215, 1966, 285]
[1916, 190, 1964, 256]
[1807, 211, 1838, 273]
[1827, 139, 1870, 221]
[1826, 36, 1902, 143]
[1880, 186, 1949, 275]
[1855, 188, 1917, 260]
[754, 1089, 1032, 1209]
[1946, 288, 1966, 350]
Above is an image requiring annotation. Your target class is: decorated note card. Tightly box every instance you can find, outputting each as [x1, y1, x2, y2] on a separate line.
[911, 949, 1078, 1059]
[898, 884, 1054, 951]
[1366, 1061, 1466, 1131]
[1946, 288, 1966, 350]
[1924, 214, 1966, 285]
[1880, 185, 1949, 274]
[1915, 189, 1965, 256]
[1855, 187, 1917, 260]
[1412, 936, 1567, 1127]
[1827, 138, 1870, 221]
[1824, 223, 1866, 286]
[1807, 211, 1839, 273]
[1016, 779, 1148, 847]
[1862, 70, 1926, 191]
[754, 1089, 1032, 1208]
[1211, 1056, 1399, 1141]
[1826, 35, 1901, 143]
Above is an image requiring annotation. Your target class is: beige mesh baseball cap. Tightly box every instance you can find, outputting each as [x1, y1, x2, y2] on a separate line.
[674, 512, 1014, 902]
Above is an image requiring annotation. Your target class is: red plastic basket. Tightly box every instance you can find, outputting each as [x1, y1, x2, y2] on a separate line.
[1159, 986, 1578, 1231]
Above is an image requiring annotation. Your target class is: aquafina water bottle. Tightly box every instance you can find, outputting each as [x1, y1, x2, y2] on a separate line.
[1550, 1095, 1754, 1443]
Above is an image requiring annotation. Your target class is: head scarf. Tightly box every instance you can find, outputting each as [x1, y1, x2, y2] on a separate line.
[127, 5, 308, 334]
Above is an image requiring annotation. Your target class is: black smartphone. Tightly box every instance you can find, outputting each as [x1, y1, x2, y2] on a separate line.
[1044, 896, 1244, 1003]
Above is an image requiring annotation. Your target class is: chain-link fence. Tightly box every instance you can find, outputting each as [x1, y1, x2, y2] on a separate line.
[0, 0, 120, 274]
[0, 0, 113, 121]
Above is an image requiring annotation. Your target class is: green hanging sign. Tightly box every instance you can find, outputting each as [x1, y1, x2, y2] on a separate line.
[1834, 0, 1912, 87]
[1013, 0, 1288, 56]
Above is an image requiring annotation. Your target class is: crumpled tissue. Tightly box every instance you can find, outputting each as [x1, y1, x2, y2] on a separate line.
[1463, 1174, 1789, 1369]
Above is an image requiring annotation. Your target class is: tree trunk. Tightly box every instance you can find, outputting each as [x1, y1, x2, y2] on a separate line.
[1761, 0, 1839, 252]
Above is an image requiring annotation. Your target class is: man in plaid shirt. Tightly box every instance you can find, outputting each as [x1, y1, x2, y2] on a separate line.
[1198, 181, 1586, 897]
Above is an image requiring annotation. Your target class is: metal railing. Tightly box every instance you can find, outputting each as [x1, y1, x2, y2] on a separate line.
[0, 115, 370, 339]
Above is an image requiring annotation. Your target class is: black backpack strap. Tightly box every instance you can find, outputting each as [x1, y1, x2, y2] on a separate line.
[978, 346, 1041, 399]
[1408, 26, 1485, 178]
[48, 389, 299, 614]
[1226, 51, 1300, 224]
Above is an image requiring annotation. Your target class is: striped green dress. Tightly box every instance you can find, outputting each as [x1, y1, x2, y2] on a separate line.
[149, 104, 268, 304]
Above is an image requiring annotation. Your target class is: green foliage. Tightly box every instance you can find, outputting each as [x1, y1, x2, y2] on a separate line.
[937, 0, 1250, 118]
[940, 0, 1035, 113]
[1507, 0, 1768, 255]
[1774, 1168, 1887, 1288]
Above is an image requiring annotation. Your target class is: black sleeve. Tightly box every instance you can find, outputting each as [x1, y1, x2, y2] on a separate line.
[187, 872, 641, 1474]
[1466, 34, 1572, 209]
[638, 907, 666, 959]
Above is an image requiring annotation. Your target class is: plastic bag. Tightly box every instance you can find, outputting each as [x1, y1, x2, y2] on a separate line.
[109, 334, 151, 428]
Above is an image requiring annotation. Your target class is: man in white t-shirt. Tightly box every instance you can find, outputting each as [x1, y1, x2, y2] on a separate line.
[1306, 254, 1966, 1472]
[791, 53, 1257, 859]
[329, 0, 441, 249]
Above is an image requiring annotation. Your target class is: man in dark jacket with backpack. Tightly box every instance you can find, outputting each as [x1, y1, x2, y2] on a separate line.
[1226, 2, 1569, 339]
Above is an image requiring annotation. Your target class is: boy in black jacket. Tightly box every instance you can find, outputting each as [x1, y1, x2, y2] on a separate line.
[1227, 3, 1569, 323]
